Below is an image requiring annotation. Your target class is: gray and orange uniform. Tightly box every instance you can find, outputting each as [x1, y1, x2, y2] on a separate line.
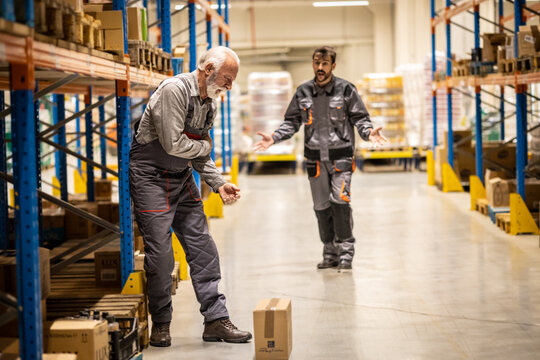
[271, 76, 373, 263]
[129, 70, 229, 324]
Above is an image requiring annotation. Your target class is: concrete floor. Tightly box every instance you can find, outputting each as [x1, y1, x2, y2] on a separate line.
[143, 171, 540, 360]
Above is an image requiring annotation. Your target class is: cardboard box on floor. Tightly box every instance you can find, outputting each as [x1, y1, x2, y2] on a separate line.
[94, 250, 121, 287]
[44, 319, 108, 360]
[253, 298, 292, 360]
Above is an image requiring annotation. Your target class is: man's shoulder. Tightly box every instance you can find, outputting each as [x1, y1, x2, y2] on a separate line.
[334, 77, 356, 91]
[295, 79, 314, 94]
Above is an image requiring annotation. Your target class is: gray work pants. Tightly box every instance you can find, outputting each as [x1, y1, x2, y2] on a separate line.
[129, 139, 228, 324]
[305, 159, 355, 262]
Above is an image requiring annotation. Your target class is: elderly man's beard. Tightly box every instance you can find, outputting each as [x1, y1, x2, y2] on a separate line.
[206, 72, 228, 99]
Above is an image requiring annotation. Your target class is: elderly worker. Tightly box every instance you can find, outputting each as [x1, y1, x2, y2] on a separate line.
[130, 46, 251, 347]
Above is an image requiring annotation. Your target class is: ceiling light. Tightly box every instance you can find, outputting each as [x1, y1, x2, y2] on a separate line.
[313, 1, 369, 7]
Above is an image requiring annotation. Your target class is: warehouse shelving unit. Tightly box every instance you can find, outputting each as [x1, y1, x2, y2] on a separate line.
[0, 0, 232, 358]
[429, 0, 539, 235]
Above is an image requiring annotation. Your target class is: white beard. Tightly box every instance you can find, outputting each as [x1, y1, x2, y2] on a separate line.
[206, 74, 227, 99]
[206, 82, 227, 99]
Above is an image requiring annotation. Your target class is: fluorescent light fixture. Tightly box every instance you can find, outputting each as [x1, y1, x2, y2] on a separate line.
[313, 1, 369, 7]
[194, 4, 231, 10]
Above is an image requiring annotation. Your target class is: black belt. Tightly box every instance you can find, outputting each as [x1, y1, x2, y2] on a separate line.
[304, 146, 353, 161]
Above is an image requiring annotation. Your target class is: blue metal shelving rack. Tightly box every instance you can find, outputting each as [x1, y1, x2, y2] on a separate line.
[0, 0, 233, 357]
[430, 0, 539, 234]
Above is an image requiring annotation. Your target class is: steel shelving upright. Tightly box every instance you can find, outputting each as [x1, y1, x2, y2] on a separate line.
[430, 0, 539, 235]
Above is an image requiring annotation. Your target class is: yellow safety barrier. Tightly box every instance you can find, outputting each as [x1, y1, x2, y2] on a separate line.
[203, 192, 223, 218]
[442, 163, 464, 192]
[469, 175, 486, 211]
[231, 154, 239, 187]
[73, 169, 86, 194]
[121, 270, 146, 295]
[52, 176, 61, 197]
[510, 193, 540, 235]
[172, 232, 189, 281]
[427, 150, 435, 186]
[9, 188, 14, 208]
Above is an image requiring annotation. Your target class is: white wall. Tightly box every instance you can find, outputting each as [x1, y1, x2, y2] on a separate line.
[228, 2, 376, 90]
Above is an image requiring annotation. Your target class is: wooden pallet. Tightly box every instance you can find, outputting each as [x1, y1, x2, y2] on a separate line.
[499, 58, 516, 74]
[496, 213, 511, 233]
[475, 198, 489, 216]
[516, 56, 535, 73]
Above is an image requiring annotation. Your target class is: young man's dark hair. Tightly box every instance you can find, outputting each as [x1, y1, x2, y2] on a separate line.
[312, 46, 337, 64]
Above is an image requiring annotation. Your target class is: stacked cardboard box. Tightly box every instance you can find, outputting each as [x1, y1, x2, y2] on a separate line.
[65, 201, 99, 239]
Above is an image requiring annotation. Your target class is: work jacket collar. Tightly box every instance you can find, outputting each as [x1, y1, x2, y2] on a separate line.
[312, 75, 335, 96]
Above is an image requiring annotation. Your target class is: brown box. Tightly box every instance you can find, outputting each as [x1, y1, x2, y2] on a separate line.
[443, 130, 472, 150]
[253, 298, 292, 360]
[482, 141, 516, 173]
[97, 201, 119, 226]
[104, 29, 124, 51]
[525, 179, 540, 211]
[42, 207, 66, 245]
[134, 250, 145, 271]
[434, 145, 448, 186]
[127, 7, 142, 41]
[482, 33, 507, 62]
[517, 25, 540, 57]
[96, 10, 123, 30]
[0, 337, 20, 354]
[44, 319, 109, 360]
[0, 247, 50, 299]
[135, 235, 145, 253]
[94, 179, 112, 201]
[486, 178, 515, 207]
[454, 150, 476, 182]
[65, 201, 99, 239]
[94, 250, 121, 287]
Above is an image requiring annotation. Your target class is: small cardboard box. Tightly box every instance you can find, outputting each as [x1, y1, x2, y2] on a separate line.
[0, 247, 50, 299]
[96, 10, 123, 30]
[454, 150, 475, 182]
[44, 319, 109, 360]
[481, 33, 507, 62]
[486, 178, 515, 207]
[517, 25, 540, 57]
[444, 130, 471, 150]
[94, 179, 112, 201]
[104, 29, 124, 51]
[127, 7, 142, 41]
[0, 337, 20, 354]
[65, 202, 99, 239]
[482, 142, 516, 173]
[42, 207, 65, 245]
[94, 250, 121, 287]
[253, 298, 292, 360]
[97, 201, 119, 226]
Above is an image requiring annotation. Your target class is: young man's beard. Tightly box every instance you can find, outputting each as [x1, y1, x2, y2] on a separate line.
[206, 72, 228, 99]
[316, 70, 331, 84]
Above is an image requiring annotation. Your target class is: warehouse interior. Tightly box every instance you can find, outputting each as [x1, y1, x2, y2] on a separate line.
[1, 0, 540, 359]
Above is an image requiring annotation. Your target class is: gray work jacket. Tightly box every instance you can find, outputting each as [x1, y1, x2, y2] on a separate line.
[134, 71, 226, 192]
[272, 76, 373, 162]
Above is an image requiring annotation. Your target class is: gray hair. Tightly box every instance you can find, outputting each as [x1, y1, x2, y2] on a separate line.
[197, 46, 240, 72]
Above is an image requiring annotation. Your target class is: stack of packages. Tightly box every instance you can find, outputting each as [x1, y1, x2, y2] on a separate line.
[423, 52, 463, 148]
[247, 72, 295, 155]
[395, 64, 426, 148]
[361, 73, 406, 149]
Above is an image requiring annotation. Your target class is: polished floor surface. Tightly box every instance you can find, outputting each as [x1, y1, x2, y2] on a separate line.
[144, 170, 540, 360]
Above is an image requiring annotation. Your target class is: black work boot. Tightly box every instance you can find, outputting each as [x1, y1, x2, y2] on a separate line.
[203, 318, 252, 343]
[317, 258, 339, 269]
[338, 259, 352, 272]
[150, 321, 171, 347]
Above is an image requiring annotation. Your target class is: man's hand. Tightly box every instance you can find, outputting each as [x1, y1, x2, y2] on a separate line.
[368, 127, 388, 148]
[218, 183, 241, 205]
[203, 134, 213, 149]
[253, 132, 274, 152]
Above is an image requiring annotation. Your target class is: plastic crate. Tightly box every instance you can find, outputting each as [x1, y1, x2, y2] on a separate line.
[110, 317, 139, 360]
